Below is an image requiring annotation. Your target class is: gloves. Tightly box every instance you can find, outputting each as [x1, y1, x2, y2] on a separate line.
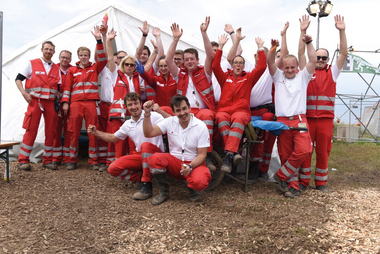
[135, 60, 144, 74]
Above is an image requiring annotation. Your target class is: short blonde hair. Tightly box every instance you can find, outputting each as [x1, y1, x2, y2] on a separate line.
[118, 55, 137, 73]
[77, 46, 91, 56]
[282, 54, 299, 65]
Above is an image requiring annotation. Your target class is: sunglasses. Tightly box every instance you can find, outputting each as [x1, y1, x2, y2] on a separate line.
[124, 63, 136, 67]
[317, 56, 328, 61]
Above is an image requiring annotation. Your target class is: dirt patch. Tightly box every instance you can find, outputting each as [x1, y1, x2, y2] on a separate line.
[1, 159, 380, 253]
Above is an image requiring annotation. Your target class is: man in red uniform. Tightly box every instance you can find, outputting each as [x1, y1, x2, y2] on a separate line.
[165, 17, 215, 171]
[52, 50, 72, 167]
[212, 29, 266, 173]
[62, 26, 107, 170]
[16, 41, 60, 171]
[298, 15, 348, 193]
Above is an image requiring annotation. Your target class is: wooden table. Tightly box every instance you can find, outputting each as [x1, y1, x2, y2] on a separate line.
[0, 141, 20, 182]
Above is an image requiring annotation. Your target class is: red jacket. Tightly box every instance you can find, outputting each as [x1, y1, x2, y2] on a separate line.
[140, 71, 177, 107]
[306, 65, 336, 119]
[109, 71, 141, 119]
[177, 66, 215, 111]
[25, 58, 60, 100]
[57, 63, 72, 98]
[62, 43, 106, 103]
[212, 49, 266, 114]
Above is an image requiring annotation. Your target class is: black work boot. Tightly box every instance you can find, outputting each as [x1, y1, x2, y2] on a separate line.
[188, 187, 202, 202]
[152, 173, 170, 205]
[221, 153, 234, 173]
[248, 161, 260, 180]
[274, 174, 289, 193]
[133, 182, 153, 200]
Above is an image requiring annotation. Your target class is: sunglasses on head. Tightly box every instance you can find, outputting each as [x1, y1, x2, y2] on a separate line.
[317, 56, 328, 61]
[124, 63, 136, 67]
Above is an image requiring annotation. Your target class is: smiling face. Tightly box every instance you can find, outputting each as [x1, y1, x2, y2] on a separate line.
[158, 59, 169, 76]
[116, 52, 127, 66]
[78, 50, 90, 67]
[316, 49, 329, 69]
[126, 98, 142, 120]
[41, 43, 55, 61]
[140, 49, 149, 65]
[173, 100, 191, 128]
[183, 52, 199, 72]
[174, 53, 184, 68]
[122, 58, 136, 76]
[282, 56, 298, 79]
[232, 56, 245, 77]
[59, 51, 71, 68]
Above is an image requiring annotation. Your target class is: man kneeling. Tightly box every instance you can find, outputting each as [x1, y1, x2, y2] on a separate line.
[87, 92, 165, 200]
[143, 95, 211, 205]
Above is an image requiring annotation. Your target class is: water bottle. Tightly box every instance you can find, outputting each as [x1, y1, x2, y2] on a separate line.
[100, 13, 108, 32]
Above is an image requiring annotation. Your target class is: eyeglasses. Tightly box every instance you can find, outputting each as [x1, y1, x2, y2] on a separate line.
[60, 56, 71, 60]
[173, 58, 183, 61]
[159, 65, 168, 68]
[124, 63, 136, 67]
[233, 61, 244, 66]
[117, 56, 126, 60]
[317, 56, 328, 61]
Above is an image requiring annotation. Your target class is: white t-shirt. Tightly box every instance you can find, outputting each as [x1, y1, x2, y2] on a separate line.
[272, 67, 313, 117]
[99, 67, 116, 103]
[250, 67, 273, 108]
[114, 112, 165, 152]
[157, 114, 210, 161]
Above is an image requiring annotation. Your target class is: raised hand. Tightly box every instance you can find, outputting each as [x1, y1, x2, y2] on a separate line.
[281, 22, 289, 36]
[139, 20, 149, 35]
[235, 27, 246, 41]
[218, 34, 229, 47]
[150, 39, 158, 51]
[143, 100, 155, 114]
[271, 39, 279, 48]
[255, 37, 264, 49]
[91, 26, 102, 40]
[170, 23, 183, 40]
[299, 15, 310, 32]
[152, 27, 161, 37]
[335, 15, 345, 31]
[302, 34, 313, 43]
[100, 24, 108, 36]
[224, 23, 234, 34]
[135, 60, 144, 74]
[107, 30, 117, 41]
[200, 16, 210, 33]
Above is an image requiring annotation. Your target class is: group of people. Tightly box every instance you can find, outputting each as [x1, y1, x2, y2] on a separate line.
[15, 13, 347, 203]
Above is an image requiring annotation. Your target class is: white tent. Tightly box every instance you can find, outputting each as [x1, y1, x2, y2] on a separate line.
[1, 3, 207, 162]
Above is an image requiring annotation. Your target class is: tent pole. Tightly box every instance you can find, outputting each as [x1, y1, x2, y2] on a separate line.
[0, 11, 3, 140]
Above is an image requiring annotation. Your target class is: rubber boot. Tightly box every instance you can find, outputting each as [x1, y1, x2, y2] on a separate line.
[188, 187, 202, 202]
[133, 182, 153, 200]
[152, 173, 170, 205]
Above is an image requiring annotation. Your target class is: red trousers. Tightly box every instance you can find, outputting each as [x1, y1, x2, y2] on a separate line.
[98, 101, 110, 164]
[300, 117, 333, 187]
[19, 97, 57, 164]
[53, 107, 70, 164]
[67, 101, 99, 165]
[147, 153, 211, 191]
[215, 111, 250, 153]
[250, 109, 276, 173]
[191, 108, 214, 153]
[108, 142, 161, 182]
[275, 115, 312, 190]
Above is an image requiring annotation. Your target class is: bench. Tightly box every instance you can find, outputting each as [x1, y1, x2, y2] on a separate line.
[0, 141, 20, 182]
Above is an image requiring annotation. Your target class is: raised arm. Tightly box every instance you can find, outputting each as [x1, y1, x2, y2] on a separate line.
[298, 15, 310, 70]
[200, 16, 213, 76]
[304, 34, 317, 75]
[95, 24, 108, 62]
[335, 15, 348, 70]
[144, 40, 158, 73]
[152, 27, 165, 68]
[267, 39, 279, 76]
[277, 22, 289, 69]
[106, 30, 117, 73]
[225, 24, 243, 63]
[91, 26, 107, 73]
[135, 21, 149, 60]
[165, 23, 183, 78]
[143, 100, 164, 137]
[228, 27, 245, 63]
[212, 34, 229, 85]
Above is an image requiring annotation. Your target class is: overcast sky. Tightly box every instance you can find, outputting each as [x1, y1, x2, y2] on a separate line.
[1, 0, 380, 124]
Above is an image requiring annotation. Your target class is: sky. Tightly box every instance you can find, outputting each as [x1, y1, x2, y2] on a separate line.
[1, 0, 380, 125]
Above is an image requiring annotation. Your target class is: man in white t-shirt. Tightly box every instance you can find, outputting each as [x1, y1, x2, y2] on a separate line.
[267, 33, 317, 198]
[87, 92, 164, 200]
[142, 95, 211, 205]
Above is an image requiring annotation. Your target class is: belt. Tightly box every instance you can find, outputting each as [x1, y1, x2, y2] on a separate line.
[276, 114, 306, 121]
[250, 103, 274, 111]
